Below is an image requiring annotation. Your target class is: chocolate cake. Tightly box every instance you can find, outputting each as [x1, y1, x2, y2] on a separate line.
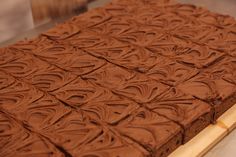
[0, 0, 236, 157]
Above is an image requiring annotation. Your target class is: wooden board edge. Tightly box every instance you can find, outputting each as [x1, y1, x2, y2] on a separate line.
[217, 104, 236, 132]
[169, 103, 236, 157]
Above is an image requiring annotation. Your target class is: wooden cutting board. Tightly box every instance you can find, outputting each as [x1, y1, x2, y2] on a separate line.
[169, 104, 236, 157]
[30, 0, 87, 25]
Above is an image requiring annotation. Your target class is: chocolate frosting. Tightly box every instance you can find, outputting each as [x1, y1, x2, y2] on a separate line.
[0, 112, 65, 157]
[178, 56, 236, 103]
[43, 22, 81, 40]
[146, 58, 199, 86]
[77, 107, 181, 157]
[34, 45, 107, 76]
[82, 63, 137, 88]
[1, 0, 236, 156]
[52, 77, 114, 107]
[0, 51, 77, 92]
[146, 88, 212, 127]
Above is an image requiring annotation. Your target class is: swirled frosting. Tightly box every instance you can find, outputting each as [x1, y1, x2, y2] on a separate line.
[1, 0, 236, 156]
[0, 112, 65, 157]
[146, 88, 212, 128]
[178, 56, 236, 103]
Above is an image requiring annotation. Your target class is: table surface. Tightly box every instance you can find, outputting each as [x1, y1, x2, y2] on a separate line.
[0, 0, 235, 156]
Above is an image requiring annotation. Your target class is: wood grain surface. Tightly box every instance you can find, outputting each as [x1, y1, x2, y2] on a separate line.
[169, 104, 236, 157]
[31, 0, 87, 24]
